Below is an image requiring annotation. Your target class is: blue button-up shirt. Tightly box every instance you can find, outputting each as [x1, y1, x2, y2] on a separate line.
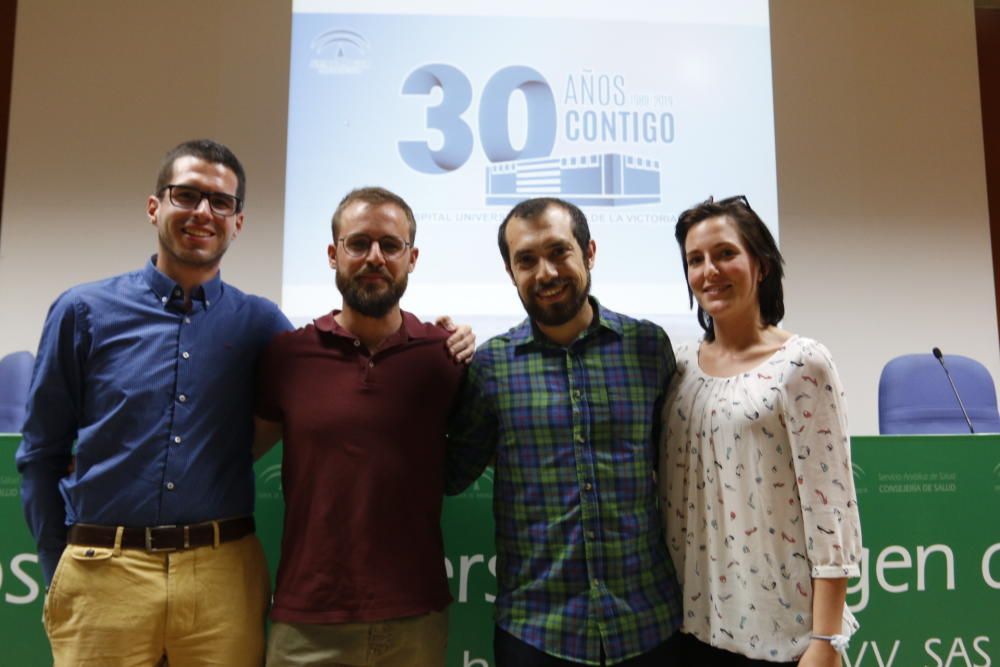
[16, 259, 291, 582]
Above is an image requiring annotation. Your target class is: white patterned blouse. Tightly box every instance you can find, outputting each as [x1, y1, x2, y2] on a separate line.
[659, 335, 862, 662]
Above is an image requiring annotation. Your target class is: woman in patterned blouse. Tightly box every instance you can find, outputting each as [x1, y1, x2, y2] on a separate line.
[659, 196, 862, 666]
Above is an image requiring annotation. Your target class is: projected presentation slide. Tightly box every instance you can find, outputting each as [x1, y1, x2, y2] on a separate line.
[284, 0, 777, 340]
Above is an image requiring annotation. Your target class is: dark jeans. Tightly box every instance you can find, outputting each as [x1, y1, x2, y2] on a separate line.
[493, 626, 683, 667]
[675, 632, 799, 667]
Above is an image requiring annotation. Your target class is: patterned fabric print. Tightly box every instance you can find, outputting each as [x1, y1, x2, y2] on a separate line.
[447, 301, 683, 665]
[659, 336, 862, 662]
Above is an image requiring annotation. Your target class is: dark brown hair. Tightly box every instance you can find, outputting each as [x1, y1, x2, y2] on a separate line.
[155, 139, 246, 202]
[498, 197, 590, 269]
[675, 196, 785, 342]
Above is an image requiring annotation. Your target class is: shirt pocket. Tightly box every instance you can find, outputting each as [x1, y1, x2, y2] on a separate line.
[590, 385, 656, 448]
[589, 386, 659, 512]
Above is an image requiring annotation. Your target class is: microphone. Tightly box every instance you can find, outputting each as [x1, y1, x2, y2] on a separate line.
[932, 347, 975, 434]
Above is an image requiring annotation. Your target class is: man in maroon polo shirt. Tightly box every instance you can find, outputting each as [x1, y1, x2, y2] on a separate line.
[254, 187, 467, 666]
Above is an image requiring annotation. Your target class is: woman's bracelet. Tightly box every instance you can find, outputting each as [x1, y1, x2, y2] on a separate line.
[810, 634, 850, 654]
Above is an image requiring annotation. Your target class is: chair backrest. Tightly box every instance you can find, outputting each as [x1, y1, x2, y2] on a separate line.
[878, 353, 1000, 434]
[0, 350, 34, 432]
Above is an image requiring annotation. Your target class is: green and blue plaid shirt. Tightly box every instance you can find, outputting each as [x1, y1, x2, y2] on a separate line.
[446, 299, 682, 665]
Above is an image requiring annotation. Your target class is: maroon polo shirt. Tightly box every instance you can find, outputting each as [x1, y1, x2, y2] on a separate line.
[255, 310, 465, 623]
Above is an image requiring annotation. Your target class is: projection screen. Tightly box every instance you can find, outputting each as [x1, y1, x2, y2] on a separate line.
[284, 0, 777, 341]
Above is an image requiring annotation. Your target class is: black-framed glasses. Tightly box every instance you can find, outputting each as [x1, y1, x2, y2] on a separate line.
[159, 185, 243, 216]
[715, 194, 753, 210]
[338, 233, 411, 259]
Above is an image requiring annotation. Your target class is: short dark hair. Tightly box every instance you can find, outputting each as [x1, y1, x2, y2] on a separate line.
[330, 186, 417, 242]
[498, 197, 591, 269]
[674, 196, 785, 342]
[155, 139, 246, 202]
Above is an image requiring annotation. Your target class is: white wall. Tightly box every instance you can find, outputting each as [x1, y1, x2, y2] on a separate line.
[771, 1, 999, 433]
[0, 0, 290, 341]
[1, 1, 997, 434]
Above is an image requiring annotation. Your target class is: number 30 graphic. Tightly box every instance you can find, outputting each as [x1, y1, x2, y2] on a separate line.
[399, 64, 557, 174]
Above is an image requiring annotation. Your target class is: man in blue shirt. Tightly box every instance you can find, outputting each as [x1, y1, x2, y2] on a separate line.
[16, 139, 292, 666]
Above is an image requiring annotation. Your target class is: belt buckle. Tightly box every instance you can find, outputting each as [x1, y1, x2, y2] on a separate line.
[145, 525, 178, 553]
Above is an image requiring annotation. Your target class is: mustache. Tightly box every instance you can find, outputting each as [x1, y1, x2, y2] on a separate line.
[534, 278, 569, 294]
[356, 265, 393, 280]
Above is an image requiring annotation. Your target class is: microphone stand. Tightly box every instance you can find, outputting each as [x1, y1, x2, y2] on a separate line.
[932, 347, 974, 434]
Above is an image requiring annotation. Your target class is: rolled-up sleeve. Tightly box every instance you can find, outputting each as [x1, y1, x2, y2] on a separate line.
[784, 340, 862, 578]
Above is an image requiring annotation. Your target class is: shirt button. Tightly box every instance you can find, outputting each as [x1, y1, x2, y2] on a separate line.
[184, 317, 191, 324]
[584, 482, 593, 491]
[353, 340, 361, 347]
[182, 351, 190, 359]
[573, 389, 582, 400]
[173, 436, 182, 444]
[575, 434, 585, 443]
[161, 296, 168, 304]
[369, 360, 375, 368]
[178, 394, 187, 403]
[205, 300, 211, 307]
[165, 482, 175, 490]
[173, 289, 181, 298]
[592, 578, 600, 588]
[587, 530, 596, 540]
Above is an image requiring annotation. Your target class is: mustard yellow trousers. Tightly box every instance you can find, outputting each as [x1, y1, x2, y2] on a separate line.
[44, 535, 270, 666]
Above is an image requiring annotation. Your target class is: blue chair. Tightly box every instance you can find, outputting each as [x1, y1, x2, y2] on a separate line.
[0, 350, 34, 433]
[878, 353, 1000, 434]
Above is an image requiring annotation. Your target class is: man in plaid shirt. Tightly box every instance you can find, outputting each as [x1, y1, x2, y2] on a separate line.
[446, 198, 683, 666]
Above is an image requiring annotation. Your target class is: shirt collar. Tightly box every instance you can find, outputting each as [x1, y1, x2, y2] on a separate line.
[313, 309, 433, 346]
[509, 296, 623, 348]
[143, 256, 223, 308]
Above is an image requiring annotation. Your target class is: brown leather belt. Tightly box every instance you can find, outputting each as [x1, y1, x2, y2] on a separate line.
[67, 516, 255, 553]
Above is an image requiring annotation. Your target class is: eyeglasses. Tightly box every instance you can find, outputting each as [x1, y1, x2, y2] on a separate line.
[159, 185, 244, 216]
[338, 233, 412, 259]
[716, 194, 753, 210]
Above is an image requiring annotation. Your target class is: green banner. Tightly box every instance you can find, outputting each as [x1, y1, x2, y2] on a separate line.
[845, 436, 999, 667]
[0, 434, 48, 665]
[2, 435, 998, 666]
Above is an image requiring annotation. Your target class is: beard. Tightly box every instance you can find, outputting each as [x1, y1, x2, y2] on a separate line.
[519, 271, 592, 327]
[336, 264, 408, 318]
